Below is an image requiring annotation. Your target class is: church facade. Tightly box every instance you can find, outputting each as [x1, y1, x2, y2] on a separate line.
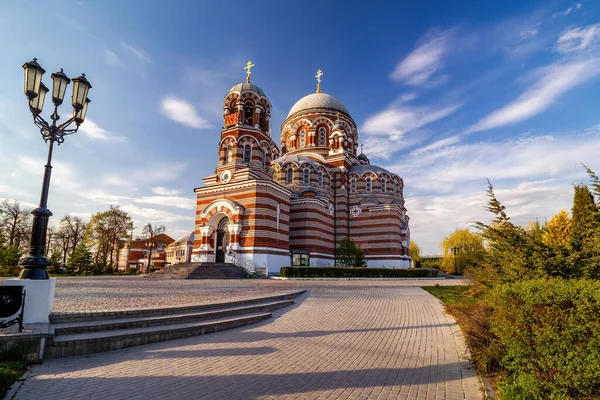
[191, 66, 411, 274]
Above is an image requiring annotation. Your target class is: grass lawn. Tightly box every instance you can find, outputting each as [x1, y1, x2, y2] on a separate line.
[0, 353, 28, 399]
[422, 285, 476, 304]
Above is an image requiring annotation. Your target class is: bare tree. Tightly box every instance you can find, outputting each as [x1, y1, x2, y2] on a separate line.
[62, 215, 86, 258]
[142, 223, 165, 273]
[0, 200, 32, 248]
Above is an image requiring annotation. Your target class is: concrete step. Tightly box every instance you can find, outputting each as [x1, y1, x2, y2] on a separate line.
[50, 290, 306, 324]
[53, 300, 293, 335]
[46, 312, 271, 358]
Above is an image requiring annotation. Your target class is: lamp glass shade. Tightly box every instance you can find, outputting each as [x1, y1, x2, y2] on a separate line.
[22, 59, 45, 100]
[29, 82, 49, 114]
[71, 74, 92, 110]
[51, 69, 70, 105]
[74, 97, 90, 124]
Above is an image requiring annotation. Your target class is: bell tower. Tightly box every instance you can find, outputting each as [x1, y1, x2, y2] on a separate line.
[212, 62, 279, 186]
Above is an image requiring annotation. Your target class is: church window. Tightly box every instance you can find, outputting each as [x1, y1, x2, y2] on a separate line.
[303, 168, 310, 185]
[244, 102, 253, 125]
[350, 178, 356, 193]
[299, 129, 306, 147]
[318, 172, 323, 187]
[258, 109, 265, 130]
[243, 144, 252, 163]
[223, 146, 229, 164]
[261, 148, 266, 167]
[286, 168, 293, 184]
[382, 178, 387, 193]
[228, 145, 233, 163]
[365, 177, 372, 193]
[318, 127, 327, 146]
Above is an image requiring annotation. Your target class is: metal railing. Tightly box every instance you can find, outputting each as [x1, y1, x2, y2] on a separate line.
[227, 249, 268, 277]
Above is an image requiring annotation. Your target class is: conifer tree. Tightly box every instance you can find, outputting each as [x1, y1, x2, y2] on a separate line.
[570, 184, 600, 278]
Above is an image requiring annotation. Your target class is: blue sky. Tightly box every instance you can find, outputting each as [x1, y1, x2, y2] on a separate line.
[1, 0, 600, 253]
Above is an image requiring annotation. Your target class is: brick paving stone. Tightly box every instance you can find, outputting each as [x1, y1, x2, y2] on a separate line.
[16, 280, 481, 400]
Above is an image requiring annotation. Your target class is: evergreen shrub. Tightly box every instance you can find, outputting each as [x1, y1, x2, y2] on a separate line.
[489, 279, 600, 399]
[280, 266, 438, 278]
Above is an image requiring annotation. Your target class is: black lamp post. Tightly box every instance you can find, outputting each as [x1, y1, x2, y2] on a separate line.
[450, 246, 460, 275]
[18, 58, 92, 280]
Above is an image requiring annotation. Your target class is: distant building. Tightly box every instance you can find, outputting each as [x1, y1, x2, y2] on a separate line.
[165, 232, 195, 265]
[116, 233, 174, 272]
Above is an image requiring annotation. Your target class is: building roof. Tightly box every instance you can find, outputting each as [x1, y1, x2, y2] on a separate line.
[227, 82, 267, 98]
[168, 232, 195, 247]
[287, 93, 351, 118]
[349, 164, 396, 177]
[272, 153, 325, 168]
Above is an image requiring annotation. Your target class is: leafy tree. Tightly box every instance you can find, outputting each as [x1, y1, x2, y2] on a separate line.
[569, 184, 599, 278]
[85, 206, 133, 269]
[68, 244, 94, 275]
[542, 210, 571, 246]
[141, 223, 165, 273]
[48, 252, 63, 274]
[410, 240, 421, 267]
[335, 238, 367, 267]
[473, 180, 533, 286]
[440, 228, 485, 274]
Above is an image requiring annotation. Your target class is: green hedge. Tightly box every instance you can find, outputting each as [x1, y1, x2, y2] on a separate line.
[489, 279, 600, 399]
[280, 266, 438, 278]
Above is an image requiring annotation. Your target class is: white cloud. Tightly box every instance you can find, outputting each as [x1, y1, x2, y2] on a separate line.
[160, 97, 211, 129]
[520, 29, 539, 39]
[466, 58, 600, 133]
[410, 135, 461, 156]
[130, 162, 187, 184]
[385, 131, 600, 253]
[104, 50, 120, 66]
[134, 195, 195, 210]
[555, 23, 600, 53]
[103, 175, 132, 187]
[553, 3, 583, 18]
[121, 42, 150, 63]
[79, 119, 127, 141]
[152, 187, 182, 196]
[361, 102, 461, 159]
[120, 204, 194, 223]
[83, 190, 131, 205]
[391, 30, 450, 86]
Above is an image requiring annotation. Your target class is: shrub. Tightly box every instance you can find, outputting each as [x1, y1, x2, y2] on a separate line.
[488, 278, 600, 399]
[280, 266, 438, 278]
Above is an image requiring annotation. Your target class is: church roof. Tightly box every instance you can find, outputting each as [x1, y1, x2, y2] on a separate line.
[227, 82, 266, 98]
[349, 164, 396, 176]
[287, 93, 351, 118]
[272, 153, 325, 168]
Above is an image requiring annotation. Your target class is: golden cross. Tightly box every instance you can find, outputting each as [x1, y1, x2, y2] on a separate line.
[315, 69, 323, 93]
[244, 61, 255, 82]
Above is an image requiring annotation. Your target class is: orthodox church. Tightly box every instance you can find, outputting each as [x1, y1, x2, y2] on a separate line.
[191, 63, 411, 273]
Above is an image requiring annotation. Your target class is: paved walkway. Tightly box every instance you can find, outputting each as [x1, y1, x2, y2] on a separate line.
[14, 283, 481, 400]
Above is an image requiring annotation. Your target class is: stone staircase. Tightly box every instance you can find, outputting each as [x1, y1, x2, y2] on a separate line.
[46, 290, 306, 358]
[150, 262, 249, 279]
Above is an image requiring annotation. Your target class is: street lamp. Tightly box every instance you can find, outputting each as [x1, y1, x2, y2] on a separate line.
[450, 247, 460, 275]
[18, 58, 92, 280]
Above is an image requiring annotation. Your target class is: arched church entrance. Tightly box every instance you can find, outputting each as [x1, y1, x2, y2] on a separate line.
[215, 216, 230, 262]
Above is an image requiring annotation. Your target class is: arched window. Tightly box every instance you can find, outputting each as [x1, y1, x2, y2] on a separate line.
[228, 145, 233, 163]
[286, 168, 293, 184]
[299, 129, 306, 148]
[303, 168, 310, 185]
[318, 172, 323, 187]
[258, 109, 265, 130]
[350, 178, 357, 193]
[244, 102, 253, 125]
[223, 146, 229, 164]
[243, 144, 252, 163]
[318, 127, 327, 146]
[382, 178, 387, 193]
[365, 177, 372, 193]
[261, 148, 266, 167]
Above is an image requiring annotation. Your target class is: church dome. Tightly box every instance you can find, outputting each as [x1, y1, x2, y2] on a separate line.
[227, 82, 267, 98]
[287, 93, 351, 118]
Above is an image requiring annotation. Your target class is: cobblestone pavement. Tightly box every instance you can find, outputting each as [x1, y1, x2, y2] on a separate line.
[15, 281, 482, 400]
[52, 276, 468, 312]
